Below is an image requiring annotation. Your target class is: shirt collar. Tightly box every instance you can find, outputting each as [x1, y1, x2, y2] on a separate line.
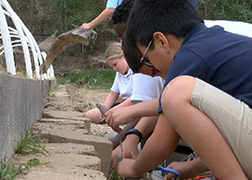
[121, 68, 132, 78]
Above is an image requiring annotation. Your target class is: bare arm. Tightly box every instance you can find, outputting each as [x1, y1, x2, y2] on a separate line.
[111, 115, 158, 163]
[111, 132, 139, 166]
[106, 97, 160, 132]
[134, 115, 158, 137]
[115, 96, 134, 107]
[109, 117, 140, 149]
[117, 113, 180, 178]
[80, 8, 115, 29]
[103, 90, 119, 109]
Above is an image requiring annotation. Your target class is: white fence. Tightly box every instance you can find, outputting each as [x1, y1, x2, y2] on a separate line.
[0, 0, 54, 80]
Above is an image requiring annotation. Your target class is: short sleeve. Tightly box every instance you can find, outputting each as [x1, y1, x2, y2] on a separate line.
[106, 0, 123, 9]
[131, 73, 164, 102]
[111, 72, 120, 93]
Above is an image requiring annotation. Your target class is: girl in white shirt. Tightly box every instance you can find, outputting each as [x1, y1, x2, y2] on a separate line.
[84, 42, 133, 123]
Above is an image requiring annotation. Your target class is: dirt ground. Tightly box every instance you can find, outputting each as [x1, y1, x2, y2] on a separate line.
[66, 84, 109, 111]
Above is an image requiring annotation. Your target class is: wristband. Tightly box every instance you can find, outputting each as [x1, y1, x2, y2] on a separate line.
[125, 129, 143, 143]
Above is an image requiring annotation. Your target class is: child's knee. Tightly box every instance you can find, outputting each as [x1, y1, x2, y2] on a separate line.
[84, 108, 101, 123]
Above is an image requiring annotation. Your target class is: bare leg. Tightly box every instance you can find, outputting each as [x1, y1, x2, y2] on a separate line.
[84, 108, 102, 123]
[161, 75, 248, 180]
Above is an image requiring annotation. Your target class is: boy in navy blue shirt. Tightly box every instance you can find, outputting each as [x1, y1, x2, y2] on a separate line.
[106, 0, 252, 179]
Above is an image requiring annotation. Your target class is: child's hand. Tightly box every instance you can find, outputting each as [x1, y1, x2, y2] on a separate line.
[164, 161, 198, 180]
[117, 159, 139, 178]
[96, 104, 109, 124]
[100, 113, 105, 120]
[105, 106, 135, 132]
[80, 23, 92, 29]
[97, 113, 106, 124]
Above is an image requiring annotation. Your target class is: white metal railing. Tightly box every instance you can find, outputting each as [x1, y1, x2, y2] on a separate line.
[0, 0, 54, 79]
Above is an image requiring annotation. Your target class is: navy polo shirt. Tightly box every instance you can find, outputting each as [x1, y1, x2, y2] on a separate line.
[158, 23, 252, 113]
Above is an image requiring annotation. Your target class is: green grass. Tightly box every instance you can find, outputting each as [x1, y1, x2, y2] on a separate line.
[0, 158, 40, 179]
[0, 126, 49, 179]
[56, 67, 115, 89]
[0, 160, 23, 179]
[108, 166, 125, 180]
[49, 89, 56, 97]
[15, 127, 49, 156]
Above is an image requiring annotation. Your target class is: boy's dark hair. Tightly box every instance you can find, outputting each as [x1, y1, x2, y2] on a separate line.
[112, 0, 135, 25]
[123, 0, 203, 72]
[112, 0, 142, 72]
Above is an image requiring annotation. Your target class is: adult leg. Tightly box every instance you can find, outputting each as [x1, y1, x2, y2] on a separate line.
[161, 75, 250, 180]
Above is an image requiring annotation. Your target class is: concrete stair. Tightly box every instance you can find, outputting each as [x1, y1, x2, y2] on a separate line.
[13, 85, 113, 180]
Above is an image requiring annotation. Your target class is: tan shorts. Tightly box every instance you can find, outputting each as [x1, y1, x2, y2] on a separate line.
[191, 78, 252, 179]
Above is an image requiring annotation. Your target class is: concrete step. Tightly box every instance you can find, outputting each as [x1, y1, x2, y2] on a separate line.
[41, 111, 91, 132]
[13, 146, 106, 180]
[15, 169, 106, 180]
[13, 84, 113, 179]
[42, 110, 86, 120]
[13, 143, 106, 180]
[13, 153, 101, 171]
[34, 118, 90, 136]
[46, 143, 96, 155]
[32, 116, 112, 177]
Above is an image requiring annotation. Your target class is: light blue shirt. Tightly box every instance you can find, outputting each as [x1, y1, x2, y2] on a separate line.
[106, 0, 124, 9]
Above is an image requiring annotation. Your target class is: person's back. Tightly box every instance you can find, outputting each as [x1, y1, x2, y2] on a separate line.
[164, 23, 252, 106]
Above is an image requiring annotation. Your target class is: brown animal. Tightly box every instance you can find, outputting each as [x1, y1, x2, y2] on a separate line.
[39, 28, 97, 74]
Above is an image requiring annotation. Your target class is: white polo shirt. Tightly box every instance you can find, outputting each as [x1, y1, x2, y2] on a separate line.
[111, 69, 133, 100]
[131, 73, 165, 103]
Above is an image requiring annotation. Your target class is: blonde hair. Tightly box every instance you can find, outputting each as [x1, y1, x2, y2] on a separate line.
[105, 42, 123, 60]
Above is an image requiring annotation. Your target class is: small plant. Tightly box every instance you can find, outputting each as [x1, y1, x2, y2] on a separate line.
[0, 160, 22, 179]
[108, 165, 125, 180]
[25, 158, 40, 168]
[0, 158, 40, 179]
[15, 127, 49, 156]
[49, 89, 56, 97]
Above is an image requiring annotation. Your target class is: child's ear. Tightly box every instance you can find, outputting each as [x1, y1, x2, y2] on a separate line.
[121, 52, 125, 58]
[153, 32, 169, 51]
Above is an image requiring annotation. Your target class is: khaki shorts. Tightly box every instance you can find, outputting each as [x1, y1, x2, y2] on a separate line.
[191, 78, 252, 179]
